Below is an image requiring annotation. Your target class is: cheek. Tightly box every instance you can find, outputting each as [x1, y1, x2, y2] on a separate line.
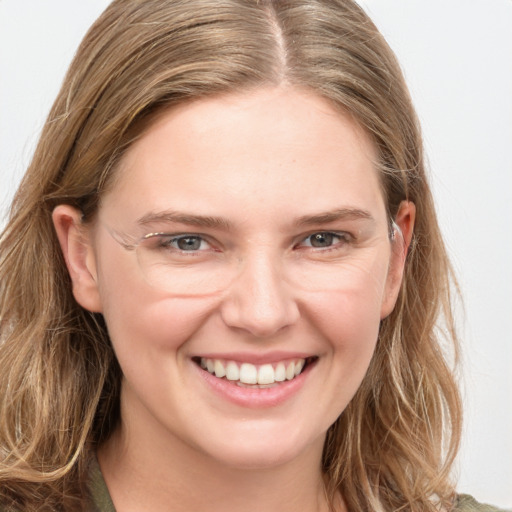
[302, 260, 389, 390]
[304, 255, 389, 338]
[102, 290, 217, 355]
[308, 285, 382, 356]
[95, 250, 218, 367]
[100, 289, 221, 419]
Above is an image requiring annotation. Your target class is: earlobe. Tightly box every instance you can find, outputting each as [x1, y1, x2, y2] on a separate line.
[380, 200, 416, 319]
[52, 205, 103, 313]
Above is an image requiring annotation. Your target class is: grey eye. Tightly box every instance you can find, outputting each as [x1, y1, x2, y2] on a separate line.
[308, 233, 335, 248]
[175, 236, 203, 251]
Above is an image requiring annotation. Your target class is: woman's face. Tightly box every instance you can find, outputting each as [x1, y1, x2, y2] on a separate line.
[58, 87, 412, 470]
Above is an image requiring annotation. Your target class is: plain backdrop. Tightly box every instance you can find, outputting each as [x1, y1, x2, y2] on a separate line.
[1, 0, 511, 508]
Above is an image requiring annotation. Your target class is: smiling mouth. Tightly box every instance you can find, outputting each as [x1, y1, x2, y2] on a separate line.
[193, 357, 318, 388]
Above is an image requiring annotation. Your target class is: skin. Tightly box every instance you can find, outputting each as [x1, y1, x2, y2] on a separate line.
[53, 86, 414, 512]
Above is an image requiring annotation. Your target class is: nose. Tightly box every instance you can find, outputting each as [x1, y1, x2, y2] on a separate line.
[220, 251, 300, 338]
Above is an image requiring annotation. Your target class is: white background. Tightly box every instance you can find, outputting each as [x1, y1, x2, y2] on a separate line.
[1, 1, 511, 507]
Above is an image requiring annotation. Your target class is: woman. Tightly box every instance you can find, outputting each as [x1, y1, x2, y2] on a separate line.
[0, 0, 506, 511]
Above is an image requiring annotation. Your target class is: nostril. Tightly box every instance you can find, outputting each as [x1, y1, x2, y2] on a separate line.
[220, 295, 299, 338]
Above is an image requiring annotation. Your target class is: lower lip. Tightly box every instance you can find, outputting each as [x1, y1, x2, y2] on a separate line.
[194, 361, 315, 408]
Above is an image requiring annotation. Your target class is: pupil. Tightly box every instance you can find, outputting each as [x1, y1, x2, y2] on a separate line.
[311, 233, 333, 247]
[177, 237, 201, 250]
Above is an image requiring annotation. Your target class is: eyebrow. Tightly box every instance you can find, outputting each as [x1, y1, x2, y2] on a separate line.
[136, 207, 374, 231]
[295, 207, 374, 226]
[136, 210, 233, 230]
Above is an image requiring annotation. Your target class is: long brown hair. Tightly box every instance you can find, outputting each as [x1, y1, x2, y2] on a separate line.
[0, 1, 461, 510]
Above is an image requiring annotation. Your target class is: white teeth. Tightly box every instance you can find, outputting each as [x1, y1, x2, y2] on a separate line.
[257, 364, 275, 385]
[285, 362, 295, 380]
[239, 363, 258, 384]
[214, 360, 226, 378]
[225, 361, 239, 381]
[274, 362, 286, 382]
[199, 357, 309, 385]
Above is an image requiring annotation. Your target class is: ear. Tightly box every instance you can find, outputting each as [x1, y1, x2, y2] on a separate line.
[52, 205, 103, 313]
[380, 200, 416, 319]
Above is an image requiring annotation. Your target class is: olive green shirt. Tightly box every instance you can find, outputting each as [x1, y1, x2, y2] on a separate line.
[86, 457, 508, 512]
[87, 456, 116, 511]
[1, 457, 508, 511]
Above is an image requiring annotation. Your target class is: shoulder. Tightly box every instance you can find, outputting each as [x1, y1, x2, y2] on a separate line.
[454, 494, 511, 512]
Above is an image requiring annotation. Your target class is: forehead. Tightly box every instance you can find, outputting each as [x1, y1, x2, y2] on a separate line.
[100, 87, 385, 228]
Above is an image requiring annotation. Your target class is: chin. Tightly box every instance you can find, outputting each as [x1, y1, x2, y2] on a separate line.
[194, 420, 325, 471]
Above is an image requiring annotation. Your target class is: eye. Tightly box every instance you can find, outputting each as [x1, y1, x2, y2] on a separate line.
[172, 235, 208, 251]
[298, 232, 351, 249]
[143, 233, 212, 252]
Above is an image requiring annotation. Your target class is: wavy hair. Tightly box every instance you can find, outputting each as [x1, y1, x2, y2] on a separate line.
[0, 0, 461, 510]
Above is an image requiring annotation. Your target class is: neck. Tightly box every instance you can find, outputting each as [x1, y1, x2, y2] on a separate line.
[98, 417, 340, 512]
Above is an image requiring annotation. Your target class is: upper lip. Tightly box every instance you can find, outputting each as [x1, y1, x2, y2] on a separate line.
[192, 351, 315, 364]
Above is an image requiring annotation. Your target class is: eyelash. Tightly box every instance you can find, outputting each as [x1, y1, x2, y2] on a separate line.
[144, 231, 353, 254]
[149, 234, 214, 254]
[296, 231, 352, 251]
